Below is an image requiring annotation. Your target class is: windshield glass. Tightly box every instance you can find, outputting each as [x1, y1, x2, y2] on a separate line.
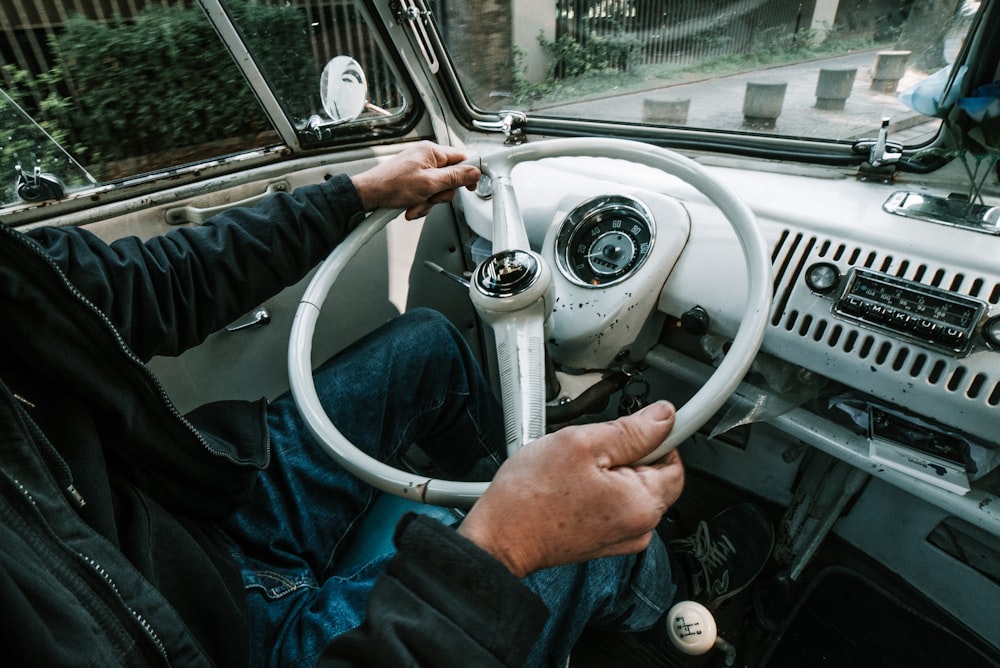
[434, 0, 980, 146]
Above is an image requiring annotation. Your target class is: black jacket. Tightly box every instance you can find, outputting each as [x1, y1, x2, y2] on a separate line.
[0, 175, 546, 666]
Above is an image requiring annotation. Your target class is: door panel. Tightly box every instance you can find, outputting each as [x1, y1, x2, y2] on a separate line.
[78, 154, 482, 413]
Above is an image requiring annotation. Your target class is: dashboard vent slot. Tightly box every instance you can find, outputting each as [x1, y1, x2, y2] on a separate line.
[767, 229, 1000, 424]
[772, 230, 1000, 310]
[770, 230, 815, 326]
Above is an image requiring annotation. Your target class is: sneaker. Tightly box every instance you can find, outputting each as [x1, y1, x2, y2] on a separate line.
[668, 502, 774, 608]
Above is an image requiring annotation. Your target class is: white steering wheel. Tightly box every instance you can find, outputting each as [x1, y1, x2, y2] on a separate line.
[289, 138, 772, 508]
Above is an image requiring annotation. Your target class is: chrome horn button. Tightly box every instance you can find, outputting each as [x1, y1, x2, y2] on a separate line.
[474, 250, 539, 297]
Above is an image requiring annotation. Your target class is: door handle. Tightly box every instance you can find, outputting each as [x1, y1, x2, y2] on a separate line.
[226, 307, 271, 332]
[165, 181, 289, 225]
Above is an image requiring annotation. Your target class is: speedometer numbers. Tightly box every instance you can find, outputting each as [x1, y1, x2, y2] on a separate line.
[555, 195, 655, 287]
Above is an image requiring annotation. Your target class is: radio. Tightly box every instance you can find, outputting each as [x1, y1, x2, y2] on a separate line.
[831, 268, 986, 355]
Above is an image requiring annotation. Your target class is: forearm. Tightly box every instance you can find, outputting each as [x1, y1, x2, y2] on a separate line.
[28, 175, 364, 359]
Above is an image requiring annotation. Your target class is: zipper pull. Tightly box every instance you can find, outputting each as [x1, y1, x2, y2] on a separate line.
[65, 484, 87, 509]
[14, 393, 36, 409]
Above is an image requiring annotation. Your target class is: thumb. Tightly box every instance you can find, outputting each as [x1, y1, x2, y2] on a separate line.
[599, 401, 676, 467]
[439, 163, 481, 191]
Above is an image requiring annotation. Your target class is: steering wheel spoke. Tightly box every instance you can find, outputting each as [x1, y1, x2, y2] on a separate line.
[489, 171, 530, 252]
[489, 306, 548, 455]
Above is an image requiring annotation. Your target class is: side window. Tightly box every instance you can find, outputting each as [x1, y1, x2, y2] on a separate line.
[1, 2, 278, 188]
[228, 0, 413, 146]
[0, 0, 411, 210]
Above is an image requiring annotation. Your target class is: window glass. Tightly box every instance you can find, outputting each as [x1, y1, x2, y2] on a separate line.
[0, 89, 95, 206]
[226, 0, 412, 146]
[0, 0, 409, 210]
[433, 0, 981, 147]
[0, 1, 277, 191]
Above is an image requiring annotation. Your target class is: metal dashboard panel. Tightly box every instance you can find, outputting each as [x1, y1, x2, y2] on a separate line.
[764, 226, 1000, 447]
[652, 162, 1000, 451]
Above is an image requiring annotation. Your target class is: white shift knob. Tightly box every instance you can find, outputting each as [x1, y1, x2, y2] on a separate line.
[666, 600, 719, 655]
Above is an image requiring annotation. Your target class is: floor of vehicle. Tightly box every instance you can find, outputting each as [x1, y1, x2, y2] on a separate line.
[759, 566, 996, 667]
[570, 468, 1000, 668]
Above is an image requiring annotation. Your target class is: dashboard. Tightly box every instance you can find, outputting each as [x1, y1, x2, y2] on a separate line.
[456, 151, 1000, 534]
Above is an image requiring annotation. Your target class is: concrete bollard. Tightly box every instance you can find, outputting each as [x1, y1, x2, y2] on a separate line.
[642, 96, 690, 125]
[871, 51, 911, 93]
[743, 82, 787, 129]
[815, 68, 857, 110]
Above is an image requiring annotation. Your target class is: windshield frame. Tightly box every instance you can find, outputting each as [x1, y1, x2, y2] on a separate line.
[414, 0, 995, 169]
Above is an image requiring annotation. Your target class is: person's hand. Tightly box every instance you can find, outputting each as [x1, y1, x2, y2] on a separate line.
[350, 141, 481, 220]
[458, 400, 684, 579]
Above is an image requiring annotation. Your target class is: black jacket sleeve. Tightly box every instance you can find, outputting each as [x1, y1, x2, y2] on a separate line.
[27, 175, 365, 360]
[322, 514, 549, 667]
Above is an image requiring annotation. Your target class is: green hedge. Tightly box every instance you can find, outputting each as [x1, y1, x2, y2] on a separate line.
[541, 32, 640, 79]
[2, 0, 316, 189]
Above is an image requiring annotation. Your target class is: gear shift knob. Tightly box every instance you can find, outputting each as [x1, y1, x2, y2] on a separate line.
[666, 600, 737, 666]
[666, 600, 718, 654]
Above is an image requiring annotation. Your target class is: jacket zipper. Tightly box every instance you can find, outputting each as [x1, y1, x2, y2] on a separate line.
[77, 552, 171, 663]
[8, 386, 88, 509]
[5, 227, 269, 466]
[4, 476, 171, 665]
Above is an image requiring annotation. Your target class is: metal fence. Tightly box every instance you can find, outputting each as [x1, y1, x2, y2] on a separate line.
[1, 0, 897, 105]
[1, 1, 190, 75]
[554, 0, 809, 68]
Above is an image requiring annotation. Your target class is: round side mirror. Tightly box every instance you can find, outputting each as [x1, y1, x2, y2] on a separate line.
[320, 56, 367, 123]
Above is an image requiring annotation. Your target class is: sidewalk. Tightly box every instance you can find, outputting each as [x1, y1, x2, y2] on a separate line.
[546, 49, 940, 145]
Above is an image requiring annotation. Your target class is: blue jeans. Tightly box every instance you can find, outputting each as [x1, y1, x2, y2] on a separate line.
[219, 308, 677, 667]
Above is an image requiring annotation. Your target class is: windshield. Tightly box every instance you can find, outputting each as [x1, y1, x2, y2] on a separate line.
[434, 0, 979, 146]
[0, 0, 987, 214]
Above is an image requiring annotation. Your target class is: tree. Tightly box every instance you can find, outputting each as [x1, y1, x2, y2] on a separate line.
[895, 0, 961, 71]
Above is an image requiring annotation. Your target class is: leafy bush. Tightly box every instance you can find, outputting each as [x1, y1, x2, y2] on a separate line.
[2, 0, 315, 183]
[540, 31, 640, 79]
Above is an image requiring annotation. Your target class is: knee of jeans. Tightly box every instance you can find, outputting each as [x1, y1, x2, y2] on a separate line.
[399, 308, 463, 350]
[400, 307, 450, 331]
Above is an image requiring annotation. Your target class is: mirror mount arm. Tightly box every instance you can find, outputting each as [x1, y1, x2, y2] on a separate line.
[472, 111, 528, 145]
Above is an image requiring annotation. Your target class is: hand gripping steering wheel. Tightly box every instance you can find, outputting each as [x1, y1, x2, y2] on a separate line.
[289, 138, 772, 508]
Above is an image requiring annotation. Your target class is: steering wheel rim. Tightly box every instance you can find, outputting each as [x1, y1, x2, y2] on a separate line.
[289, 138, 772, 507]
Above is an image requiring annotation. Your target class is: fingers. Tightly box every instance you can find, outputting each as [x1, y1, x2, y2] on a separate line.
[428, 142, 472, 169]
[352, 142, 481, 216]
[403, 163, 479, 220]
[590, 402, 684, 521]
[635, 447, 685, 510]
[444, 163, 483, 192]
[458, 400, 685, 578]
[404, 203, 433, 220]
[425, 164, 481, 202]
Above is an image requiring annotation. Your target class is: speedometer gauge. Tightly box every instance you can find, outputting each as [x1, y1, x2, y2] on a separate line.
[554, 195, 655, 287]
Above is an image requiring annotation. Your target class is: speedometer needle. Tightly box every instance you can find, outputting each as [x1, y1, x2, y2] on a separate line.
[588, 245, 621, 259]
